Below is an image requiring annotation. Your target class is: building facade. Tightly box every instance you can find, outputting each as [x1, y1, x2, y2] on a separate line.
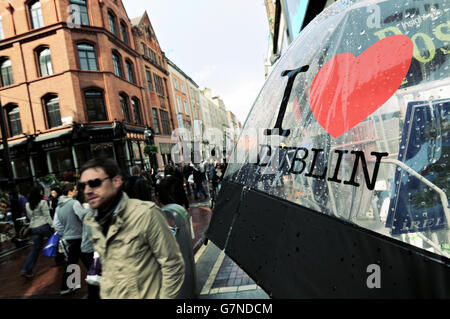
[264, 0, 337, 77]
[167, 58, 204, 163]
[131, 11, 176, 169]
[0, 0, 173, 188]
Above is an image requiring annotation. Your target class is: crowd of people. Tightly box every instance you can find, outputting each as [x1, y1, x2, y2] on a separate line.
[6, 157, 227, 299]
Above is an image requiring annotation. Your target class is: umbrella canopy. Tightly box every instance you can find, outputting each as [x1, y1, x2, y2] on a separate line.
[208, 0, 450, 298]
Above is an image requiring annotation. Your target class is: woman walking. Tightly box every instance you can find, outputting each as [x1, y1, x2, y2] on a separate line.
[20, 185, 54, 278]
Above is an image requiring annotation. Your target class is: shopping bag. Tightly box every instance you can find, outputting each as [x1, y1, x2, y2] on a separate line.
[86, 251, 102, 286]
[42, 233, 60, 257]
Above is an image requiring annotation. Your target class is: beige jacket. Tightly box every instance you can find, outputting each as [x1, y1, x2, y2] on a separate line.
[84, 193, 185, 299]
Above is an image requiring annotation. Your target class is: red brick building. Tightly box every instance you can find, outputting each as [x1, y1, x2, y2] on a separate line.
[0, 0, 175, 186]
[131, 11, 177, 168]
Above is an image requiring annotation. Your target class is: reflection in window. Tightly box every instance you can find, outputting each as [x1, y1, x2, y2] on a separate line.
[1, 59, 13, 86]
[120, 22, 129, 44]
[70, 0, 89, 25]
[84, 89, 107, 122]
[77, 43, 98, 70]
[29, 1, 44, 29]
[152, 108, 161, 134]
[126, 60, 135, 83]
[132, 98, 142, 125]
[5, 104, 22, 137]
[0, 17, 4, 40]
[112, 51, 123, 77]
[37, 47, 53, 76]
[44, 95, 61, 128]
[108, 11, 117, 35]
[120, 94, 131, 122]
[48, 147, 73, 177]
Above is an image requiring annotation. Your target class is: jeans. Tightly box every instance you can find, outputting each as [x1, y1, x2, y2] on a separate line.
[21, 224, 53, 274]
[194, 182, 208, 199]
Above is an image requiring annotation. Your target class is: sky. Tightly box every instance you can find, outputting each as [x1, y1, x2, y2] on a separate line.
[122, 0, 270, 124]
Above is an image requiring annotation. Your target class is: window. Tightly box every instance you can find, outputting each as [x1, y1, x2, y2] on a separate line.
[0, 17, 4, 40]
[112, 51, 123, 77]
[186, 120, 192, 133]
[145, 70, 153, 91]
[160, 110, 171, 135]
[153, 74, 164, 96]
[70, 0, 89, 25]
[43, 95, 61, 128]
[180, 83, 185, 94]
[131, 98, 142, 125]
[173, 78, 179, 90]
[176, 96, 182, 113]
[84, 89, 107, 122]
[125, 60, 135, 83]
[108, 11, 117, 35]
[176, 114, 184, 129]
[193, 106, 198, 120]
[152, 108, 161, 134]
[184, 100, 189, 115]
[37, 47, 53, 77]
[119, 94, 131, 122]
[77, 43, 98, 70]
[5, 104, 22, 137]
[146, 27, 152, 41]
[1, 59, 13, 86]
[120, 22, 129, 45]
[29, 1, 44, 29]
[141, 43, 147, 56]
[148, 49, 157, 63]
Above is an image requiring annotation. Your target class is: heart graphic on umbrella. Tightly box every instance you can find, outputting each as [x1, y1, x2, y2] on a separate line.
[308, 35, 414, 138]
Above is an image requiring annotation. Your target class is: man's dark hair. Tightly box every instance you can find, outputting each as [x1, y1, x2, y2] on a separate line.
[62, 183, 75, 196]
[80, 157, 122, 179]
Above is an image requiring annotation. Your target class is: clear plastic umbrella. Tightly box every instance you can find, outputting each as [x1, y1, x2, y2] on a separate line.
[209, 0, 450, 297]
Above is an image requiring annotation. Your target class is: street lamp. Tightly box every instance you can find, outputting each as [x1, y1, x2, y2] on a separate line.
[144, 125, 153, 144]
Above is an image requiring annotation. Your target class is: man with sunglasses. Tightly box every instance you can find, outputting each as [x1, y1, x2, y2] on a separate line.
[80, 158, 185, 299]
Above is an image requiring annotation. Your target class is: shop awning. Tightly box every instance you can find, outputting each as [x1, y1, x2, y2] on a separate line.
[0, 139, 27, 150]
[34, 129, 72, 143]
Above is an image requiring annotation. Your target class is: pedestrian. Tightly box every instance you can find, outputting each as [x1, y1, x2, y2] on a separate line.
[80, 158, 185, 299]
[53, 183, 90, 295]
[212, 164, 224, 192]
[193, 164, 208, 200]
[182, 163, 194, 197]
[48, 186, 65, 265]
[48, 186, 61, 219]
[158, 165, 190, 209]
[20, 185, 53, 278]
[207, 160, 216, 182]
[123, 166, 152, 201]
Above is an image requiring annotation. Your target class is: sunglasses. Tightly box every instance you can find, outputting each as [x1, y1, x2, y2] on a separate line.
[79, 177, 111, 191]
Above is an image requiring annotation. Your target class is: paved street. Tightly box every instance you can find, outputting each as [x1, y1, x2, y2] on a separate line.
[0, 190, 268, 299]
